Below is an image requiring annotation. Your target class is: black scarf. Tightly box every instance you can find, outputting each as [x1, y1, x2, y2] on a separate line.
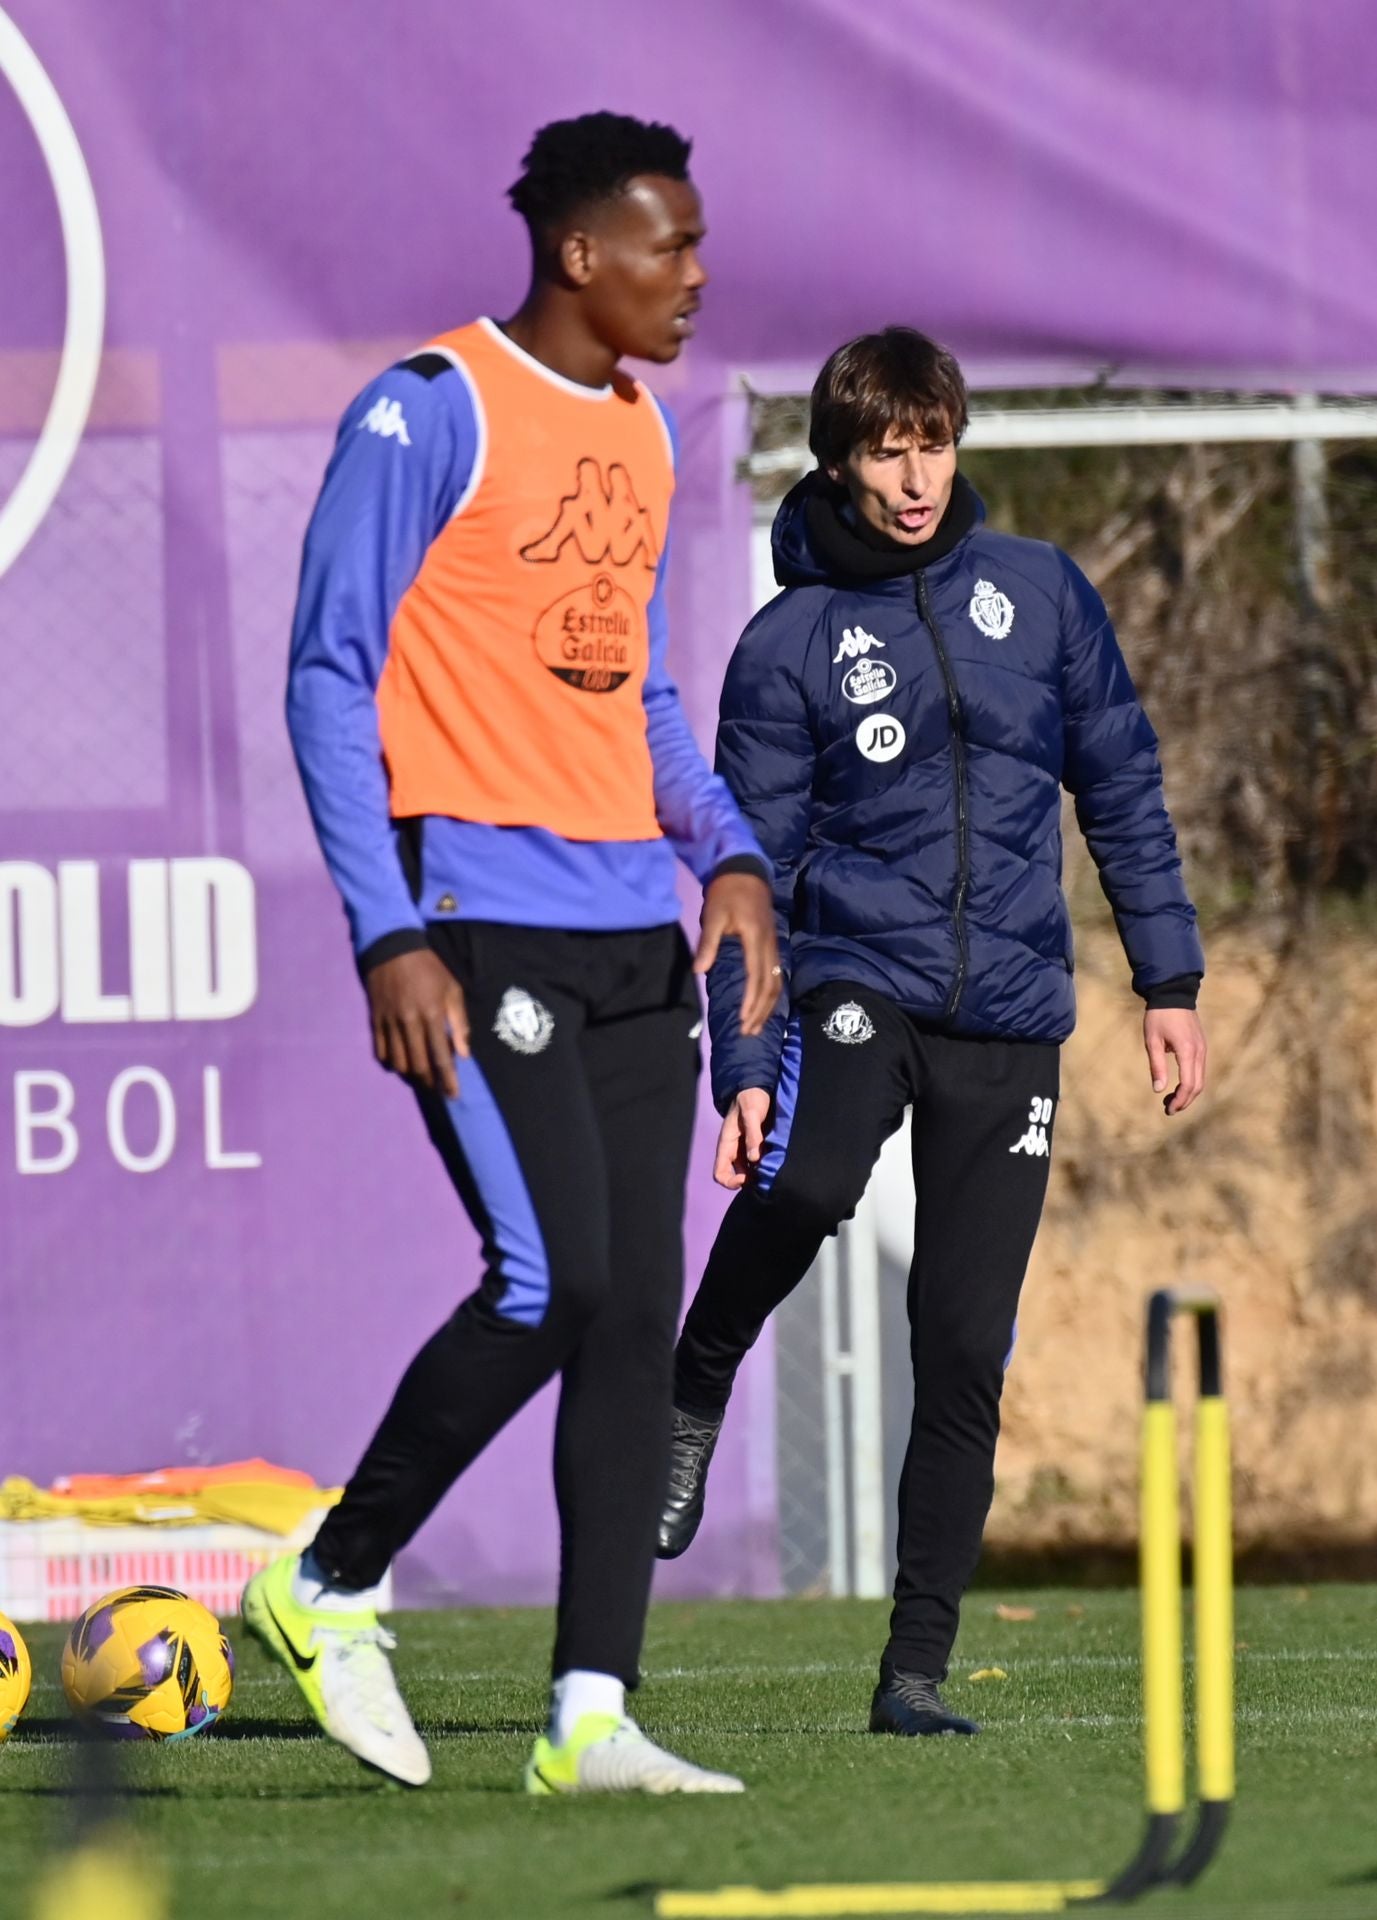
[799, 469, 979, 580]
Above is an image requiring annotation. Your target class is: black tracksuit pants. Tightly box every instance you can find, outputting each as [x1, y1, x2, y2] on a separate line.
[674, 980, 1059, 1680]
[313, 921, 701, 1687]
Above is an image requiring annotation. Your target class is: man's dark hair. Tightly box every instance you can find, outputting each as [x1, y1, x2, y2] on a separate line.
[509, 112, 692, 237]
[809, 327, 969, 468]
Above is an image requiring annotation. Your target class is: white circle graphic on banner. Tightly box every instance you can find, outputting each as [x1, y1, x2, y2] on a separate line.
[855, 714, 906, 763]
[0, 7, 105, 579]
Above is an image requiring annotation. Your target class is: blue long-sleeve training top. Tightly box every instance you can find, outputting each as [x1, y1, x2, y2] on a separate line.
[286, 323, 767, 966]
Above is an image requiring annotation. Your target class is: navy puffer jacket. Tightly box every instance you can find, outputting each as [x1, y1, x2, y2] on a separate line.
[708, 474, 1204, 1110]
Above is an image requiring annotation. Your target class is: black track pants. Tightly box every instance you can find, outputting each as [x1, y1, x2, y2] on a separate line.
[313, 921, 701, 1686]
[674, 981, 1059, 1678]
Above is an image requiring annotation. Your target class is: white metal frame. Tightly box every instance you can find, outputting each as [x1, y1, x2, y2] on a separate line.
[746, 394, 1377, 483]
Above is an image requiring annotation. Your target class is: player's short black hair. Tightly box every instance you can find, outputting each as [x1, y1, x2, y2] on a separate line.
[509, 112, 693, 237]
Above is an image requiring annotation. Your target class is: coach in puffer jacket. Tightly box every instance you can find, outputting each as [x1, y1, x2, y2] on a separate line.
[658, 326, 1207, 1741]
[708, 441, 1203, 1105]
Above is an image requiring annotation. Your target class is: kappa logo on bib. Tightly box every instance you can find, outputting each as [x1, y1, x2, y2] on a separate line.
[969, 578, 1015, 640]
[521, 458, 659, 570]
[855, 714, 906, 763]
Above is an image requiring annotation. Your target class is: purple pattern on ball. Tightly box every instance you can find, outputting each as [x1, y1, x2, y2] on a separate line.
[222, 1639, 235, 1678]
[137, 1633, 175, 1688]
[106, 1720, 150, 1740]
[85, 1606, 117, 1654]
[0, 1630, 15, 1664]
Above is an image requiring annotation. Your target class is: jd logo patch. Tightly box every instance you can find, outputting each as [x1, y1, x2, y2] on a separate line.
[823, 1001, 876, 1045]
[494, 987, 555, 1056]
[855, 713, 906, 763]
[969, 578, 1015, 640]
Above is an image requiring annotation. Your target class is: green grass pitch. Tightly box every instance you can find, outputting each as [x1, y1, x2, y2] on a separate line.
[2, 1587, 1374, 1918]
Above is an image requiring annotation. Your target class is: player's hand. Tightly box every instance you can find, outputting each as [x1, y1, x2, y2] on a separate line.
[1144, 1008, 1206, 1116]
[714, 1088, 773, 1189]
[695, 872, 780, 1036]
[365, 949, 470, 1099]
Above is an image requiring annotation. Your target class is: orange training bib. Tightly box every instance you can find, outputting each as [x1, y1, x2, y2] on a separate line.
[376, 318, 674, 841]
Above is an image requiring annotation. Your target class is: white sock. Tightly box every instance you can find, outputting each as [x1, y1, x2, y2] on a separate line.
[291, 1547, 387, 1615]
[551, 1670, 626, 1744]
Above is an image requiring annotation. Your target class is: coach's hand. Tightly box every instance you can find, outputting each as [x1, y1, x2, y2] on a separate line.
[715, 1087, 773, 1190]
[695, 872, 780, 1036]
[1145, 1008, 1206, 1115]
[365, 949, 470, 1099]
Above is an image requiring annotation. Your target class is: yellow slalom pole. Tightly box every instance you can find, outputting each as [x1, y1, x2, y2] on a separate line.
[1140, 1399, 1185, 1818]
[1193, 1394, 1235, 1805]
[656, 1884, 1106, 1918]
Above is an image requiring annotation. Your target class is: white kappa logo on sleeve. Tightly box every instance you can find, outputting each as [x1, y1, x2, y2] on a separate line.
[823, 1002, 876, 1045]
[855, 714, 906, 762]
[969, 578, 1015, 640]
[493, 987, 555, 1055]
[359, 396, 412, 446]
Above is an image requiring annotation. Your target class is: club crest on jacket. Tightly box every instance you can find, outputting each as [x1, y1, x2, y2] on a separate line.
[969, 579, 1015, 640]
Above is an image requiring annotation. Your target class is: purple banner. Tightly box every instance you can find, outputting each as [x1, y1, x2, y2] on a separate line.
[2, 0, 1372, 1604]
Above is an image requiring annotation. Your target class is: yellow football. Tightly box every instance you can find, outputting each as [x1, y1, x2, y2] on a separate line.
[61, 1586, 233, 1740]
[0, 1612, 33, 1740]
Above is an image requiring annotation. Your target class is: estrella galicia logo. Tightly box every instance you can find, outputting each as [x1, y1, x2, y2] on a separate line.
[842, 658, 897, 705]
[520, 458, 659, 570]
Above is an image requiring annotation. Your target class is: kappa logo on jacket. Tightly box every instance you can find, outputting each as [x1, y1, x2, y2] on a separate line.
[520, 458, 659, 570]
[969, 578, 1015, 640]
[833, 626, 885, 663]
[1009, 1095, 1054, 1156]
[359, 397, 412, 446]
[823, 1001, 876, 1045]
[493, 987, 555, 1056]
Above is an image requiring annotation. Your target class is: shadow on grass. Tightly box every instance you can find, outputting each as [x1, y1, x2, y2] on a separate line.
[219, 1715, 536, 1739]
[0, 1783, 183, 1800]
[11, 1716, 328, 1745]
[194, 1721, 330, 1741]
[1334, 1866, 1377, 1886]
[423, 1719, 536, 1738]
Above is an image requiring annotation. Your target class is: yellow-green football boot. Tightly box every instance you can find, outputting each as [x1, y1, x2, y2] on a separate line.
[525, 1711, 744, 1795]
[241, 1553, 430, 1786]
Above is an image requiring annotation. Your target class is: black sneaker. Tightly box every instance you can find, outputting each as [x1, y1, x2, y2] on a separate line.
[868, 1661, 980, 1738]
[655, 1408, 723, 1559]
